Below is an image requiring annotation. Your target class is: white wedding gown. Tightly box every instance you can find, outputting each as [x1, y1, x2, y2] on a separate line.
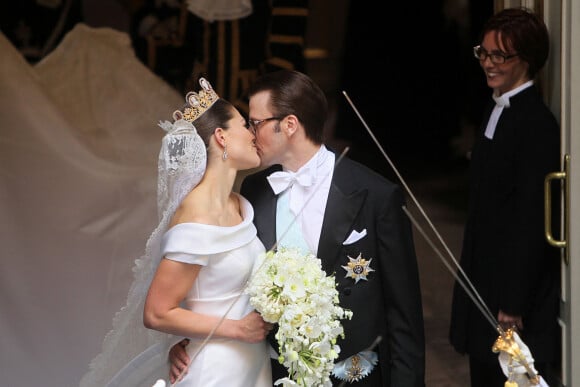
[109, 194, 272, 387]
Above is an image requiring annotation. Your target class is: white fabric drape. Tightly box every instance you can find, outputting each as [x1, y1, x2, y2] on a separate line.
[0, 23, 184, 387]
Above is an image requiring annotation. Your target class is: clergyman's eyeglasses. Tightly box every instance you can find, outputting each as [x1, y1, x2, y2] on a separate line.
[473, 45, 518, 64]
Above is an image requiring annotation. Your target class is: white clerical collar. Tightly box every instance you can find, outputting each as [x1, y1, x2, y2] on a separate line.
[492, 80, 534, 108]
[485, 80, 534, 139]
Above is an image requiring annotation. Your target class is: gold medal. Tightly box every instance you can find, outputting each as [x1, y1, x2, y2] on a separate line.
[342, 253, 375, 283]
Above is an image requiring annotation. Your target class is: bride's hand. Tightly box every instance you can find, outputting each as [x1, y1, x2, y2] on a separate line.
[238, 311, 274, 343]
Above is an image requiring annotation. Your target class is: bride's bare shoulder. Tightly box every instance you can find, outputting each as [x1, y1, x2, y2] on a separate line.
[170, 190, 213, 226]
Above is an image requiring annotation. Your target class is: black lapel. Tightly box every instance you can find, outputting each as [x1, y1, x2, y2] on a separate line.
[317, 162, 367, 273]
[254, 186, 278, 252]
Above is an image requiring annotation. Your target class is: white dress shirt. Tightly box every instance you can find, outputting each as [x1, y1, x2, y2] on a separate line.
[268, 145, 335, 254]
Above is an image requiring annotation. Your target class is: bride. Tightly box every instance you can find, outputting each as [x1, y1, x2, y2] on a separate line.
[80, 77, 273, 387]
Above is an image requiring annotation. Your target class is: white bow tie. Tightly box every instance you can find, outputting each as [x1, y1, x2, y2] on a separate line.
[493, 93, 510, 108]
[267, 169, 314, 195]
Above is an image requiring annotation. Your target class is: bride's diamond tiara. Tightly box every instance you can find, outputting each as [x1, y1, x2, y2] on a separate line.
[173, 77, 219, 122]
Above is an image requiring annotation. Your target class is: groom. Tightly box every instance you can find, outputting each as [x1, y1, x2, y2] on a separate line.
[170, 70, 425, 386]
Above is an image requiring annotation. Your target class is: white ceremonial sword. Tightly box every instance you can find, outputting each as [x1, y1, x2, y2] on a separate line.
[342, 90, 541, 386]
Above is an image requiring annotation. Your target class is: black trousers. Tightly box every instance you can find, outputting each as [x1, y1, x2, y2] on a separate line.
[468, 356, 506, 387]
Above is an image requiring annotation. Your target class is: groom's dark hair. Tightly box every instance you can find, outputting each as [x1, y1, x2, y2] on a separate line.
[248, 70, 328, 144]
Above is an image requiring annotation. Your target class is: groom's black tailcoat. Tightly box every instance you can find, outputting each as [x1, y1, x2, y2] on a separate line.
[241, 155, 425, 387]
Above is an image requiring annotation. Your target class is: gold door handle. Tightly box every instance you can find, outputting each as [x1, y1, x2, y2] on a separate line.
[544, 154, 569, 262]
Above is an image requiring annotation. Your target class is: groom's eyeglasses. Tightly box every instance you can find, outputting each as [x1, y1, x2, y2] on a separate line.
[248, 116, 283, 134]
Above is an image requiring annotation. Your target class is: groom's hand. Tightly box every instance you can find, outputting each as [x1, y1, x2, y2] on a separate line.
[168, 338, 190, 383]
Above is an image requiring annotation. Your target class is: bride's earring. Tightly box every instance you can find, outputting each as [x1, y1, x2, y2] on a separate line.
[222, 144, 228, 160]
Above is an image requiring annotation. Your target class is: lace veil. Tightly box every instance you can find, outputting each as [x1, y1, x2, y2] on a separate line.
[79, 117, 207, 386]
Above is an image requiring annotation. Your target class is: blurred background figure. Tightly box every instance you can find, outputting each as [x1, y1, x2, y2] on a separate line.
[449, 7, 561, 387]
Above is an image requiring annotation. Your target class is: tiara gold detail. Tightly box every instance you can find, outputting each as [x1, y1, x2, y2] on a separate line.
[173, 77, 219, 122]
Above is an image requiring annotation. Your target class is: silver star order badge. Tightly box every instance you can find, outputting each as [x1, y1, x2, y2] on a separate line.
[342, 253, 375, 283]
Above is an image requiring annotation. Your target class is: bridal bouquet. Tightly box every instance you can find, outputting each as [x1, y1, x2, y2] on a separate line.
[246, 247, 353, 387]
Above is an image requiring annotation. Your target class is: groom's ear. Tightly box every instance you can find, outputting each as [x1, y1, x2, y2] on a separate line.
[284, 114, 300, 136]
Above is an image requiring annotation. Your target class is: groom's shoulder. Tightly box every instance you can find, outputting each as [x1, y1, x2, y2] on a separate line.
[337, 156, 397, 189]
[326, 146, 392, 184]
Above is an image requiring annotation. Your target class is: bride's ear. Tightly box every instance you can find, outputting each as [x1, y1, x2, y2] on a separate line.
[213, 127, 226, 147]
